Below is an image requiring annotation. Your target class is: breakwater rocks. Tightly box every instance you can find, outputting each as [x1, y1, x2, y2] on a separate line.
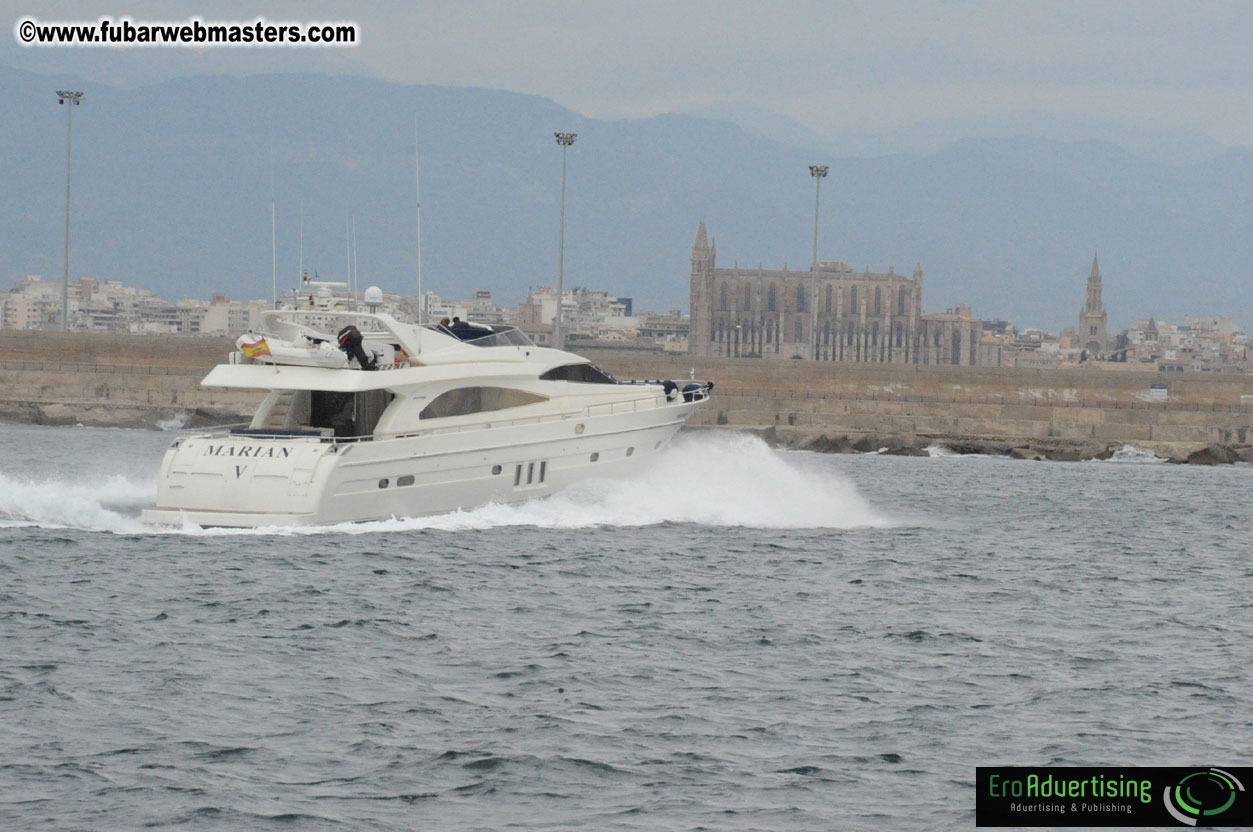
[1178, 443, 1253, 465]
[744, 426, 1253, 466]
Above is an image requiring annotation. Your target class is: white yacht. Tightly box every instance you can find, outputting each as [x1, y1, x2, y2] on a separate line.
[141, 293, 711, 527]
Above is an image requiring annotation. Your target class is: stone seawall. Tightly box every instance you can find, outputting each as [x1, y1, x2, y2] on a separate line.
[583, 348, 1253, 460]
[1, 332, 1251, 460]
[0, 331, 261, 428]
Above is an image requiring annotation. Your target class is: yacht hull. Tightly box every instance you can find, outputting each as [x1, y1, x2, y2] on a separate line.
[140, 400, 703, 528]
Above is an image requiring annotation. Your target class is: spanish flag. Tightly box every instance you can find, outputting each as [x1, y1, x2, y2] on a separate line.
[240, 337, 271, 359]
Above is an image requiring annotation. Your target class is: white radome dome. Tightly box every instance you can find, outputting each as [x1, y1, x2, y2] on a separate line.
[364, 286, 384, 306]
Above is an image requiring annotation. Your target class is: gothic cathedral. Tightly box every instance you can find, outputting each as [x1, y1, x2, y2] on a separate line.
[688, 222, 981, 365]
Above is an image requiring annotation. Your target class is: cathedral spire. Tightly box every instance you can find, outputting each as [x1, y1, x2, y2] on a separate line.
[1085, 252, 1103, 313]
[1080, 253, 1109, 356]
[691, 221, 714, 273]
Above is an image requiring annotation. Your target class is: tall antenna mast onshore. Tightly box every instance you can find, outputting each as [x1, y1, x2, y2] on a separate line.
[270, 142, 277, 307]
[415, 115, 423, 326]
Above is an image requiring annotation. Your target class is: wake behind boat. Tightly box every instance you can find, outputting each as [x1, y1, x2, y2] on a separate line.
[140, 288, 711, 527]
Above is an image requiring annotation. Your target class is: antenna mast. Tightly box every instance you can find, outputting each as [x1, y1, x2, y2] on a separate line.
[415, 115, 423, 325]
[270, 142, 277, 307]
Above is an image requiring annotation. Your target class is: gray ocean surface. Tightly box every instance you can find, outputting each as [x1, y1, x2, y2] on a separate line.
[0, 423, 1249, 831]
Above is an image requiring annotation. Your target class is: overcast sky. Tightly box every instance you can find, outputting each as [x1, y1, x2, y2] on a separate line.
[10, 0, 1253, 145]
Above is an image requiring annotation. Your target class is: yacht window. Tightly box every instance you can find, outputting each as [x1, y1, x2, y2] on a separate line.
[397, 475, 415, 487]
[539, 363, 617, 384]
[310, 390, 355, 437]
[539, 461, 547, 482]
[420, 386, 547, 419]
[309, 389, 394, 438]
[378, 478, 389, 489]
[491, 465, 502, 475]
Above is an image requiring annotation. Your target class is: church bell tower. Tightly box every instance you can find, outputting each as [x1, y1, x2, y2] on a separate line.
[1079, 253, 1109, 356]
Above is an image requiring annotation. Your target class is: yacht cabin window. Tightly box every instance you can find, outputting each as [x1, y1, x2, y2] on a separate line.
[538, 363, 617, 384]
[419, 386, 548, 420]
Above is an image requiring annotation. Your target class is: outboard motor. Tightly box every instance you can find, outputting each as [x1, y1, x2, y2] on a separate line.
[337, 325, 377, 370]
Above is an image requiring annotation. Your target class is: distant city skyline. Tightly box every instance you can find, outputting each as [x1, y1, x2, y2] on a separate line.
[3, 270, 1244, 342]
[4, 269, 1246, 373]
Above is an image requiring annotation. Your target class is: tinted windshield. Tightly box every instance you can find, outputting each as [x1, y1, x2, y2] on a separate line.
[464, 327, 534, 347]
[428, 324, 534, 347]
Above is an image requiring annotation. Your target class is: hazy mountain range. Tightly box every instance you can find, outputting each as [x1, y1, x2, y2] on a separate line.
[1, 63, 1249, 332]
[686, 102, 1231, 167]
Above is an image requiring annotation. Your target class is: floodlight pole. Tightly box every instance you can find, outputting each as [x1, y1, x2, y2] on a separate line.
[554, 132, 576, 350]
[57, 90, 84, 331]
[809, 165, 829, 360]
[270, 144, 277, 308]
[415, 116, 424, 326]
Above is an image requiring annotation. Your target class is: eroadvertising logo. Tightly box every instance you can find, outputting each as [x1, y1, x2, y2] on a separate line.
[1163, 769, 1246, 827]
[976, 767, 1252, 827]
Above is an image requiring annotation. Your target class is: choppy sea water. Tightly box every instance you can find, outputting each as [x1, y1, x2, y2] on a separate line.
[0, 423, 1249, 831]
